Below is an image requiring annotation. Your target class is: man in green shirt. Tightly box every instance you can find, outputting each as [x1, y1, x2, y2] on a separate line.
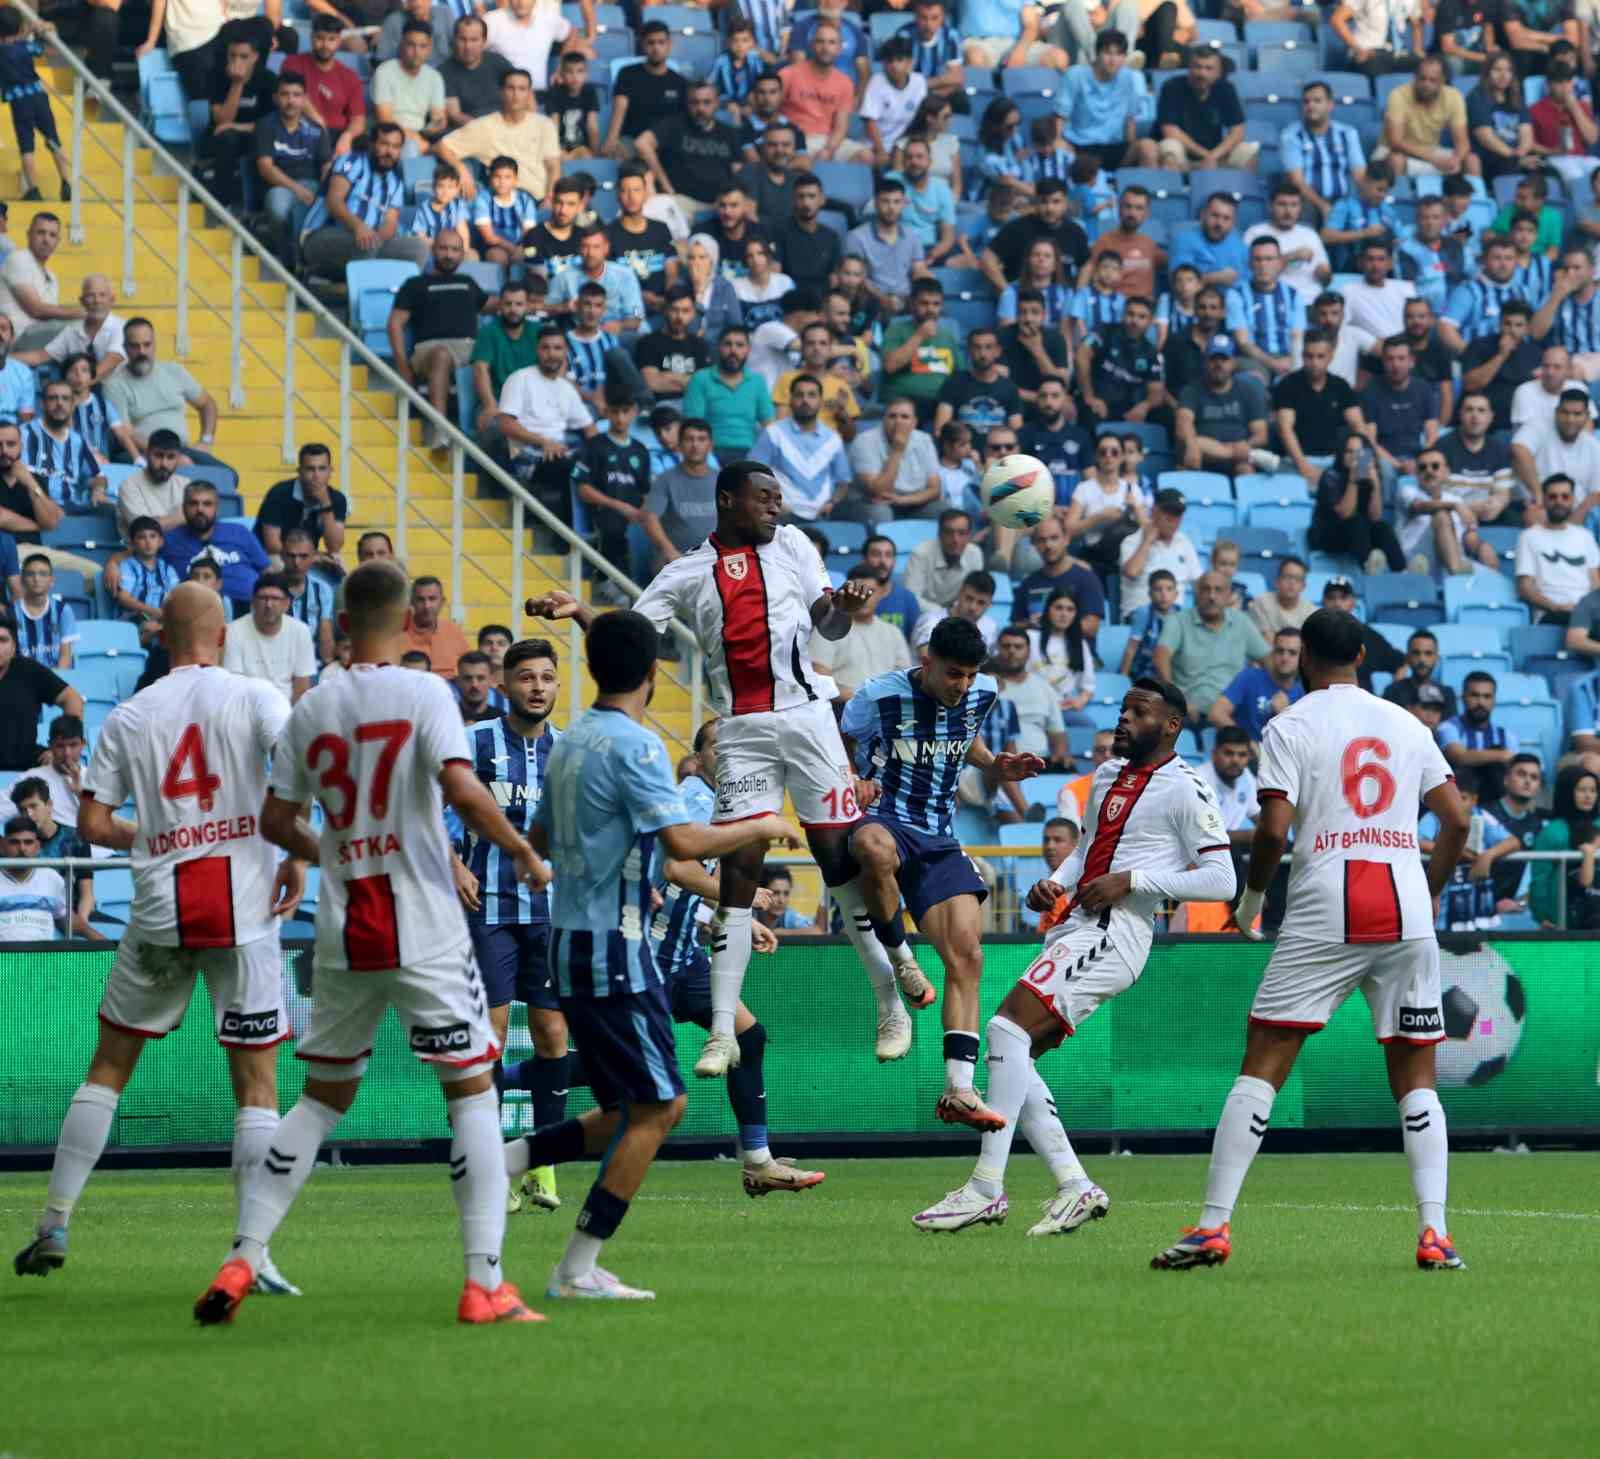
[680, 325, 774, 456]
[1152, 570, 1270, 726]
[879, 277, 964, 426]
[469, 279, 539, 434]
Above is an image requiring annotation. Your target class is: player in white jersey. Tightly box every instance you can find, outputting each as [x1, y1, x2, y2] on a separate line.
[529, 459, 936, 1079]
[14, 585, 305, 1296]
[1154, 610, 1472, 1273]
[915, 679, 1237, 1236]
[194, 561, 553, 1327]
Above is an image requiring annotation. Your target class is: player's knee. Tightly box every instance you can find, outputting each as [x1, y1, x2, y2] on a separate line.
[667, 1093, 688, 1129]
[852, 827, 899, 878]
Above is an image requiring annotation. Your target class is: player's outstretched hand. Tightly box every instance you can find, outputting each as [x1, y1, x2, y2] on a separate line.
[1074, 871, 1133, 912]
[854, 777, 881, 812]
[994, 751, 1046, 783]
[1231, 886, 1265, 941]
[452, 856, 481, 913]
[1025, 877, 1062, 913]
[751, 920, 779, 955]
[514, 844, 553, 890]
[269, 859, 305, 920]
[525, 591, 583, 621]
[754, 814, 804, 848]
[834, 578, 876, 615]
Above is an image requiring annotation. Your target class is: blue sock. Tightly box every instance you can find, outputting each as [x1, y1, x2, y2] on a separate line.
[729, 1023, 769, 1159]
[520, 1117, 586, 1170]
[523, 1054, 571, 1130]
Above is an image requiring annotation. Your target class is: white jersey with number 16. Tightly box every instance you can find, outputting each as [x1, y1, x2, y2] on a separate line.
[1257, 684, 1454, 944]
[82, 665, 290, 949]
[270, 663, 473, 973]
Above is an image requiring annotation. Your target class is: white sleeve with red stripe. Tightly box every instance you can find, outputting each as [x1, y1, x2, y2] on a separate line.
[1046, 759, 1116, 891]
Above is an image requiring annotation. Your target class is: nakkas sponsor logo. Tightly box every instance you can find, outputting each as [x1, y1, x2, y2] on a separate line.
[723, 553, 749, 581]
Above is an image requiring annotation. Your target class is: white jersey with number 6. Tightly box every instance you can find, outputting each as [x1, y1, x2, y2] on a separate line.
[270, 663, 473, 972]
[82, 664, 290, 949]
[1257, 683, 1454, 944]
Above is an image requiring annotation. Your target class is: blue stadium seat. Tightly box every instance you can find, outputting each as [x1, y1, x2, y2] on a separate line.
[1455, 601, 1529, 630]
[648, 4, 717, 31]
[673, 33, 719, 80]
[347, 259, 422, 360]
[1509, 624, 1569, 666]
[813, 521, 867, 558]
[1320, 72, 1374, 103]
[458, 260, 505, 295]
[1112, 167, 1186, 201]
[75, 621, 141, 656]
[1023, 773, 1072, 812]
[44, 517, 120, 553]
[880, 521, 936, 555]
[931, 266, 997, 300]
[1096, 421, 1169, 453]
[1091, 671, 1131, 704]
[943, 298, 999, 333]
[1370, 621, 1416, 653]
[1232, 570, 1270, 602]
[811, 160, 875, 217]
[1183, 503, 1239, 550]
[1187, 169, 1263, 213]
[1498, 701, 1563, 769]
[1157, 469, 1231, 501]
[182, 462, 241, 496]
[1253, 40, 1318, 74]
[1245, 20, 1315, 47]
[1443, 571, 1521, 622]
[1000, 67, 1061, 100]
[1236, 73, 1304, 105]
[987, 576, 1013, 607]
[1246, 503, 1312, 537]
[1497, 672, 1558, 705]
[1227, 526, 1292, 557]
[1369, 573, 1444, 628]
[1095, 623, 1131, 667]
[399, 155, 433, 203]
[1194, 18, 1238, 44]
[1234, 475, 1309, 512]
[1431, 623, 1507, 659]
[1082, 701, 1121, 731]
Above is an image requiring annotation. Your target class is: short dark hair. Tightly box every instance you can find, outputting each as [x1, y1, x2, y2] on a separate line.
[1131, 676, 1187, 723]
[759, 865, 793, 888]
[1095, 29, 1127, 52]
[1509, 751, 1543, 772]
[938, 508, 971, 530]
[1462, 670, 1498, 693]
[148, 428, 183, 453]
[10, 776, 48, 808]
[4, 814, 37, 839]
[50, 715, 84, 742]
[457, 650, 492, 673]
[640, 18, 671, 38]
[400, 649, 432, 669]
[21, 553, 49, 574]
[929, 616, 989, 666]
[961, 570, 996, 597]
[298, 442, 331, 465]
[1215, 726, 1251, 749]
[478, 623, 513, 645]
[1302, 608, 1367, 666]
[587, 610, 658, 694]
[128, 515, 162, 538]
[1409, 628, 1438, 648]
[252, 571, 292, 599]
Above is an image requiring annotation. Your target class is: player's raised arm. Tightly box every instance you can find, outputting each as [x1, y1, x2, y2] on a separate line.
[526, 590, 598, 633]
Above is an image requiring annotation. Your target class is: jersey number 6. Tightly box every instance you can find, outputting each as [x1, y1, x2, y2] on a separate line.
[307, 721, 414, 831]
[1340, 737, 1396, 820]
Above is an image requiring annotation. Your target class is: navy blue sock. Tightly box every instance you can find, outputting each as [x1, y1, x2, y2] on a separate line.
[871, 914, 906, 949]
[729, 1023, 769, 1157]
[576, 1183, 629, 1240]
[529, 1053, 571, 1129]
[521, 1116, 586, 1170]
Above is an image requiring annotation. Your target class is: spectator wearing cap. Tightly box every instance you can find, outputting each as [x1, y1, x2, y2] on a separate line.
[1320, 575, 1404, 692]
[1248, 556, 1314, 638]
[1153, 570, 1270, 728]
[1405, 679, 1450, 739]
[1118, 487, 1202, 620]
[1511, 388, 1600, 515]
[1209, 626, 1305, 753]
[1175, 335, 1269, 477]
[1515, 473, 1600, 626]
[808, 563, 914, 700]
[1383, 627, 1459, 718]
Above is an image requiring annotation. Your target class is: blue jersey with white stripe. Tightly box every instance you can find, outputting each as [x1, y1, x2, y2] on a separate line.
[302, 152, 406, 236]
[708, 52, 756, 103]
[1444, 274, 1529, 341]
[1279, 120, 1365, 204]
[287, 576, 336, 645]
[20, 421, 97, 509]
[840, 669, 1000, 836]
[1554, 288, 1600, 355]
[1225, 279, 1306, 358]
[72, 389, 117, 458]
[1512, 254, 1553, 307]
[900, 20, 962, 79]
[1070, 284, 1124, 335]
[535, 705, 688, 998]
[564, 329, 613, 394]
[10, 595, 76, 668]
[473, 189, 540, 242]
[650, 773, 716, 974]
[460, 715, 559, 927]
[118, 555, 180, 614]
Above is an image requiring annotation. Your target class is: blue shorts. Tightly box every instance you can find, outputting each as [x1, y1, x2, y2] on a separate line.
[857, 814, 988, 923]
[469, 922, 559, 1012]
[11, 93, 57, 154]
[559, 983, 685, 1110]
[664, 948, 712, 1028]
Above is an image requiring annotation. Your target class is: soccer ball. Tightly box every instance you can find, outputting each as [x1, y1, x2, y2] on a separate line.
[981, 453, 1056, 529]
[1436, 949, 1526, 1088]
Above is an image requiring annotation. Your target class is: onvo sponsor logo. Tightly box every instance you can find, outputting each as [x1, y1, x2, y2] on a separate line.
[410, 1021, 471, 1053]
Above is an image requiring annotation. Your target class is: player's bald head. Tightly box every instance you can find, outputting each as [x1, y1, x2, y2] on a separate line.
[161, 581, 225, 658]
[342, 560, 412, 636]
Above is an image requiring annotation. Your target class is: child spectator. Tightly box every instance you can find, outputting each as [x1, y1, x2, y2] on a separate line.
[1209, 538, 1252, 611]
[1489, 170, 1564, 258]
[408, 161, 473, 251]
[1025, 115, 1075, 189]
[935, 420, 979, 512]
[0, 11, 70, 202]
[319, 626, 352, 683]
[186, 554, 233, 621]
[858, 37, 927, 167]
[1158, 262, 1201, 344]
[61, 353, 127, 462]
[1323, 160, 1400, 271]
[1067, 149, 1114, 243]
[1507, 209, 1554, 300]
[400, 648, 432, 671]
[474, 154, 541, 266]
[709, 18, 760, 121]
[542, 50, 601, 157]
[1119, 432, 1157, 505]
[113, 516, 181, 645]
[1119, 567, 1178, 679]
[10, 553, 76, 669]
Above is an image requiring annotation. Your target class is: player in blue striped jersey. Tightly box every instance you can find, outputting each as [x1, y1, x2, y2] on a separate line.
[840, 618, 1043, 1129]
[506, 611, 801, 1300]
[650, 720, 825, 1196]
[452, 637, 567, 1213]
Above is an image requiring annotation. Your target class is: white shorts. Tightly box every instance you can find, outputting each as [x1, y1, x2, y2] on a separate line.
[1250, 935, 1444, 1044]
[713, 698, 859, 828]
[99, 927, 289, 1049]
[1014, 918, 1142, 1037]
[295, 937, 497, 1081]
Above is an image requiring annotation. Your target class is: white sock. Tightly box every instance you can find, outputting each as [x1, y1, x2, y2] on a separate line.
[231, 1107, 279, 1229]
[708, 907, 753, 1039]
[504, 1135, 530, 1179]
[1399, 1087, 1449, 1237]
[449, 1088, 508, 1291]
[1019, 1064, 1091, 1194]
[233, 1096, 342, 1276]
[41, 1082, 120, 1231]
[831, 879, 898, 1013]
[1200, 1076, 1276, 1228]
[557, 1229, 604, 1283]
[971, 1015, 1032, 1198]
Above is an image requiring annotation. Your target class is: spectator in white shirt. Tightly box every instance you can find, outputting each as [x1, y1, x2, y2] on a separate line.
[485, 0, 595, 92]
[1027, 588, 1097, 724]
[1510, 343, 1583, 428]
[809, 564, 914, 698]
[1340, 238, 1415, 342]
[1511, 387, 1600, 514]
[993, 624, 1070, 767]
[910, 568, 1003, 651]
[1118, 487, 1203, 618]
[222, 571, 316, 701]
[495, 326, 597, 533]
[904, 506, 983, 612]
[1244, 185, 1332, 304]
[1515, 474, 1600, 625]
[0, 813, 66, 941]
[0, 214, 82, 353]
[15, 274, 125, 385]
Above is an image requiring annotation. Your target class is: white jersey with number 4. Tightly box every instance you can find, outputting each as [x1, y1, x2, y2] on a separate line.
[1257, 683, 1453, 944]
[270, 663, 472, 973]
[82, 664, 290, 949]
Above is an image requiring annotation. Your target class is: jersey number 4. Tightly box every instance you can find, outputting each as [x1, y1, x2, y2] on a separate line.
[307, 721, 414, 831]
[162, 724, 222, 811]
[1341, 737, 1396, 820]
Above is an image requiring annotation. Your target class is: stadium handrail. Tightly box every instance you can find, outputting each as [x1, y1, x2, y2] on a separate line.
[16, 4, 705, 740]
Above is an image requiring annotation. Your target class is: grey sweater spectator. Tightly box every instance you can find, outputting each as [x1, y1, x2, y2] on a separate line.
[904, 509, 983, 613]
[842, 400, 941, 525]
[1153, 572, 1270, 725]
[641, 417, 718, 563]
[101, 320, 221, 463]
[112, 431, 188, 542]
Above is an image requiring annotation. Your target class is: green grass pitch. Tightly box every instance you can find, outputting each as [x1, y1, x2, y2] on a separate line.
[3, 1152, 1598, 1459]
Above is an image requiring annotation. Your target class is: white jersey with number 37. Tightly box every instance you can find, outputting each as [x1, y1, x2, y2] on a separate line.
[82, 665, 290, 949]
[270, 663, 472, 972]
[1257, 684, 1454, 944]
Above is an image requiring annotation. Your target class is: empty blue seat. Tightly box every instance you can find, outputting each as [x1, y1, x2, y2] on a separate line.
[1000, 66, 1061, 99]
[1095, 623, 1131, 668]
[347, 259, 421, 360]
[75, 621, 141, 655]
[1254, 40, 1318, 74]
[880, 521, 936, 555]
[1157, 469, 1231, 501]
[813, 521, 867, 557]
